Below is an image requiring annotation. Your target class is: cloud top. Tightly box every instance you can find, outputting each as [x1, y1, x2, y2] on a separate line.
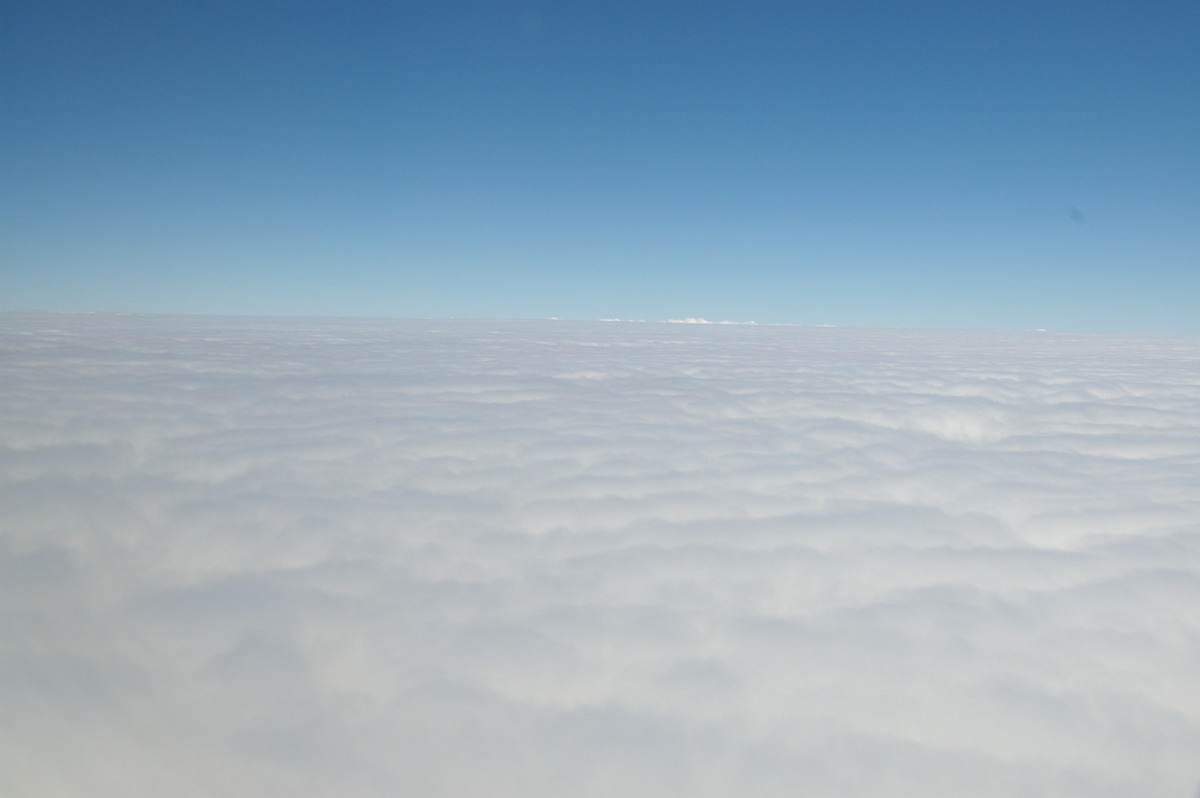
[2, 312, 1198, 797]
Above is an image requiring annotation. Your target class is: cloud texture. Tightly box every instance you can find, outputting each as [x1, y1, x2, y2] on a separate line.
[2, 312, 1199, 797]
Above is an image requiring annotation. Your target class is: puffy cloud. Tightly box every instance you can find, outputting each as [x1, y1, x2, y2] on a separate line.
[2, 311, 1198, 797]
[665, 318, 758, 325]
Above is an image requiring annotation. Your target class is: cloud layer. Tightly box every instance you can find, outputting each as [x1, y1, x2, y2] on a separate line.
[2, 312, 1199, 797]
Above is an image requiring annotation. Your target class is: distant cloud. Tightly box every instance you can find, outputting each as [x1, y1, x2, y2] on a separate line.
[2, 312, 1199, 797]
[665, 317, 757, 325]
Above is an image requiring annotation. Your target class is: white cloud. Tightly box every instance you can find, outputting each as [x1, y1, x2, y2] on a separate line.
[2, 312, 1199, 797]
[664, 317, 758, 325]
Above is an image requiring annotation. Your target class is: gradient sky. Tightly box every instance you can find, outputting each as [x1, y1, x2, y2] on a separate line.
[3, 0, 1197, 332]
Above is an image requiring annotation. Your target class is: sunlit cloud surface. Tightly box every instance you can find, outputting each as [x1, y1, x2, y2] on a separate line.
[2, 312, 1199, 797]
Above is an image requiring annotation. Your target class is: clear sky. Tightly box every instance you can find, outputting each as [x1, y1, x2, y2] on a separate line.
[2, 0, 1197, 332]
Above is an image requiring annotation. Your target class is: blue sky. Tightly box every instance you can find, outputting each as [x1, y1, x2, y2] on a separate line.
[3, 0, 1197, 332]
